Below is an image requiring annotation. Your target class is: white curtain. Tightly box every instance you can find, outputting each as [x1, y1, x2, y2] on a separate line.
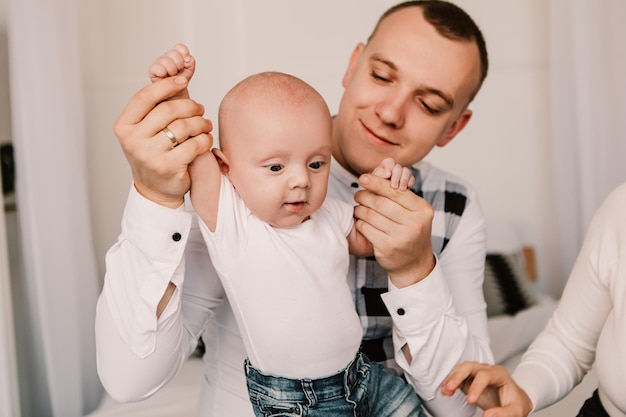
[549, 0, 626, 288]
[7, 0, 102, 415]
[0, 197, 19, 417]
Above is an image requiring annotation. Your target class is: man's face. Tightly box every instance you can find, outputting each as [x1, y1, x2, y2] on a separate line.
[333, 7, 481, 176]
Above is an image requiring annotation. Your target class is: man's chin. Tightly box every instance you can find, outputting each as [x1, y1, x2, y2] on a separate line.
[349, 154, 390, 176]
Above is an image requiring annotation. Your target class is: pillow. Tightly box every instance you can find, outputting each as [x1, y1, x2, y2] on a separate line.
[488, 294, 558, 363]
[483, 250, 539, 317]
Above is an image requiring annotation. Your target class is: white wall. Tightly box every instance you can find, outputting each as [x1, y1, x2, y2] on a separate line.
[428, 1, 560, 295]
[0, 0, 9, 140]
[0, 195, 19, 417]
[80, 0, 561, 295]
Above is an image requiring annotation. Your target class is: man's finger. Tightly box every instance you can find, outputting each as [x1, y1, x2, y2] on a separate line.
[353, 218, 388, 249]
[354, 203, 397, 236]
[156, 116, 213, 150]
[116, 76, 189, 126]
[139, 98, 206, 139]
[170, 132, 213, 167]
[358, 173, 416, 210]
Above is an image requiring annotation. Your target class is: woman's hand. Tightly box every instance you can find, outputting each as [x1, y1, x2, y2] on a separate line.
[441, 362, 534, 417]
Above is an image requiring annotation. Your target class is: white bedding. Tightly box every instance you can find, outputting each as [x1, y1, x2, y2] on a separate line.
[487, 294, 557, 364]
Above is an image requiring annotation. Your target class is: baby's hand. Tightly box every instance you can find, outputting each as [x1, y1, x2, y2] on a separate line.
[371, 157, 415, 191]
[149, 43, 195, 84]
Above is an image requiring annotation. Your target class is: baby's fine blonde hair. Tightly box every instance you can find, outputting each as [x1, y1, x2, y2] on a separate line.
[218, 71, 329, 152]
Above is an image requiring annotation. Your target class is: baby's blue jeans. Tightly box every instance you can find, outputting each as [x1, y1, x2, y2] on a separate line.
[244, 351, 426, 417]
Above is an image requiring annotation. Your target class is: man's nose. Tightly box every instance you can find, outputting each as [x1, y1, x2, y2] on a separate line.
[375, 92, 407, 129]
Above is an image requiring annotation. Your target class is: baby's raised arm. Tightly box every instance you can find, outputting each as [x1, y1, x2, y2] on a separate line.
[148, 44, 222, 231]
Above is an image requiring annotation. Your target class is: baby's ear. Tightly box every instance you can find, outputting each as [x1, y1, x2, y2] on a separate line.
[212, 148, 230, 175]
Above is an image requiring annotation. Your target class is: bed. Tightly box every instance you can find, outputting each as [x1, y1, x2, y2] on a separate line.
[85, 224, 598, 417]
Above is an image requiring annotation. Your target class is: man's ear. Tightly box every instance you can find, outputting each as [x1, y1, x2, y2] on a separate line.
[212, 148, 231, 176]
[436, 109, 473, 148]
[342, 43, 365, 88]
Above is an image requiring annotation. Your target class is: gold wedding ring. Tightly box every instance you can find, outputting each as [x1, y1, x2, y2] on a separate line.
[162, 127, 178, 147]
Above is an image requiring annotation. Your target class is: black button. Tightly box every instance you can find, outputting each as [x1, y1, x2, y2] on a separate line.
[172, 232, 182, 242]
[396, 308, 405, 316]
[351, 182, 359, 188]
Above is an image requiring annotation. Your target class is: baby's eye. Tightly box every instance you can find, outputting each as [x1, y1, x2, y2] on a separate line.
[268, 164, 283, 172]
[309, 161, 323, 170]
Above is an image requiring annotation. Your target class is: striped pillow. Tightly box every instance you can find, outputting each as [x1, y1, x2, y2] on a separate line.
[483, 251, 538, 317]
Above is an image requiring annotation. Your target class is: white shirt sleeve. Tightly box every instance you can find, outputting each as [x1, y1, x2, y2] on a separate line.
[381, 190, 493, 417]
[512, 184, 626, 413]
[96, 185, 225, 402]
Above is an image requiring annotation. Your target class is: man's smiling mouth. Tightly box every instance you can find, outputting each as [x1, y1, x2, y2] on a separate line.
[361, 121, 396, 146]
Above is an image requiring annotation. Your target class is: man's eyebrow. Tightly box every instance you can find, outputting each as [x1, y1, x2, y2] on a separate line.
[370, 53, 455, 109]
[370, 53, 398, 71]
[420, 87, 454, 109]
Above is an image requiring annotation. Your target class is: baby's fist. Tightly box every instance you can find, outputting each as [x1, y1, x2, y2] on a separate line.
[149, 43, 195, 83]
[371, 157, 415, 191]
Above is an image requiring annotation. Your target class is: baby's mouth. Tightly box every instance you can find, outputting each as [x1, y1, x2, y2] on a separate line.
[285, 202, 306, 212]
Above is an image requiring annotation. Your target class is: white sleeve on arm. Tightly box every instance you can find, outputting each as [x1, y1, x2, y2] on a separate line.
[513, 192, 617, 412]
[381, 194, 492, 417]
[95, 185, 223, 402]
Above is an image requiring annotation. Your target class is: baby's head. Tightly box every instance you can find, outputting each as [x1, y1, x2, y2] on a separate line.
[216, 72, 333, 228]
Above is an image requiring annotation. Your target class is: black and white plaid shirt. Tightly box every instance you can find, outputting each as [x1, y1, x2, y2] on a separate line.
[328, 158, 485, 375]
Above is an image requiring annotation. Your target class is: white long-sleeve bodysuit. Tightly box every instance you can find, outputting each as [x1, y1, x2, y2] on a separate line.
[197, 175, 362, 379]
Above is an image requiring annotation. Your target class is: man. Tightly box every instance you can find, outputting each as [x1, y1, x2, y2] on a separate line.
[96, 1, 492, 416]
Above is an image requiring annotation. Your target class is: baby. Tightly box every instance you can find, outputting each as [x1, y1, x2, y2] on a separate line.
[150, 44, 425, 417]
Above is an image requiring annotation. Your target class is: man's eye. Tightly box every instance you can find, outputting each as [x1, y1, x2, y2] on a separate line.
[422, 102, 435, 114]
[268, 164, 283, 172]
[309, 161, 323, 170]
[371, 71, 389, 82]
[421, 101, 442, 115]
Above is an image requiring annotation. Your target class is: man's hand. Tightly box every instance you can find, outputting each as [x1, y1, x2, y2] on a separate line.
[353, 172, 435, 288]
[113, 76, 213, 208]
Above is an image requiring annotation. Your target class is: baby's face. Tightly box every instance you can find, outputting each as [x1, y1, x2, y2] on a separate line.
[226, 101, 333, 228]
